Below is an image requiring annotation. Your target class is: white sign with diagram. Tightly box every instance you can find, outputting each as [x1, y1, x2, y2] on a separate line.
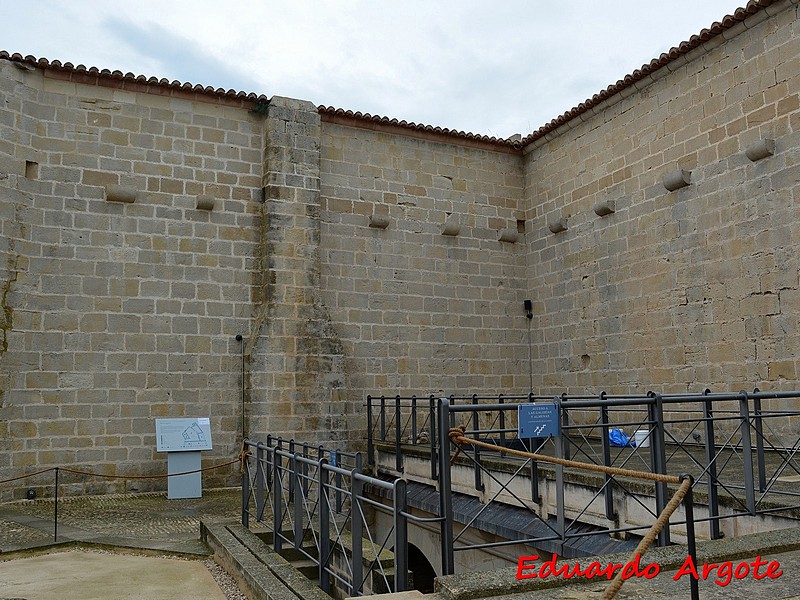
[155, 418, 213, 452]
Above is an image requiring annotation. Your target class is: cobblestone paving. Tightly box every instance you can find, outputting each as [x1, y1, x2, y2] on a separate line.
[0, 488, 245, 553]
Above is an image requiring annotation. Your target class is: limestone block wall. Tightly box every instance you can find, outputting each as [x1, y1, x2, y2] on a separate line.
[0, 61, 263, 497]
[246, 97, 349, 443]
[319, 123, 528, 423]
[522, 1, 800, 394]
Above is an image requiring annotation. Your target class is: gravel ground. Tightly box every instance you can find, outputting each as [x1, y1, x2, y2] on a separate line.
[205, 559, 249, 600]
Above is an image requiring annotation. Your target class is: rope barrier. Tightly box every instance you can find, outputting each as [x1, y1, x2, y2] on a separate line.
[448, 425, 681, 484]
[447, 425, 693, 600]
[0, 446, 247, 486]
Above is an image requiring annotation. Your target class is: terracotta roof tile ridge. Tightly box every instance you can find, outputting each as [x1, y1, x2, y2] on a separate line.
[0, 51, 270, 104]
[518, 0, 777, 147]
[317, 106, 523, 148]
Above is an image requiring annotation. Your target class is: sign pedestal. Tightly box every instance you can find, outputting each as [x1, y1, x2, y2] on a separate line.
[167, 450, 202, 499]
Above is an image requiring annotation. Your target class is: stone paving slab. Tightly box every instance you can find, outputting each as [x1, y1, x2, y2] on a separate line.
[0, 548, 227, 600]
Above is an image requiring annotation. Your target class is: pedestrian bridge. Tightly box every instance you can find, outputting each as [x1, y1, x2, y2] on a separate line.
[240, 390, 800, 598]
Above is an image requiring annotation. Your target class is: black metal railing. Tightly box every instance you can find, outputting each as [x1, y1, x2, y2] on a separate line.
[367, 389, 800, 584]
[241, 437, 409, 596]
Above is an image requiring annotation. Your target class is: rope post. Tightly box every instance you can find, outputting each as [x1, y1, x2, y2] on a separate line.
[681, 474, 699, 600]
[53, 467, 59, 543]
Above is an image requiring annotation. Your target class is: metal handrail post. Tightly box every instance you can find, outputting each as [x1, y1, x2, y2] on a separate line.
[351, 470, 364, 597]
[256, 443, 265, 521]
[561, 398, 571, 461]
[411, 395, 418, 444]
[273, 446, 283, 553]
[438, 397, 455, 576]
[367, 396, 374, 465]
[753, 394, 767, 493]
[393, 479, 408, 592]
[499, 394, 506, 447]
[293, 452, 303, 549]
[429, 395, 438, 481]
[396, 395, 403, 472]
[380, 396, 386, 442]
[54, 467, 59, 542]
[681, 474, 700, 600]
[648, 395, 669, 546]
[241, 449, 251, 528]
[472, 394, 484, 492]
[529, 395, 540, 504]
[555, 399, 565, 548]
[288, 440, 296, 503]
[739, 392, 757, 514]
[266, 434, 273, 492]
[703, 396, 721, 539]
[318, 458, 330, 594]
[600, 405, 615, 520]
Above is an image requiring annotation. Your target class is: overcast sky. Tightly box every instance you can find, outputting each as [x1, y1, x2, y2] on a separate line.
[2, 1, 746, 139]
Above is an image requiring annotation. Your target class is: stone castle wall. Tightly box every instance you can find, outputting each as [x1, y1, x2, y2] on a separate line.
[523, 1, 799, 395]
[0, 61, 263, 495]
[0, 0, 798, 497]
[319, 122, 527, 409]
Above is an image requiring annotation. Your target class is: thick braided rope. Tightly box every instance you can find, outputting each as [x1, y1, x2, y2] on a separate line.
[602, 477, 691, 599]
[448, 425, 681, 484]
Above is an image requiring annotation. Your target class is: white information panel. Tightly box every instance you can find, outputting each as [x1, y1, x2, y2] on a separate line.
[155, 418, 213, 452]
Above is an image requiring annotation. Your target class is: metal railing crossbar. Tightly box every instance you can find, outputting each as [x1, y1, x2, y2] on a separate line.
[449, 441, 562, 542]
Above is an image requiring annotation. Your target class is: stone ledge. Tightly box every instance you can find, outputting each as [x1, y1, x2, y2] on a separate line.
[201, 519, 331, 600]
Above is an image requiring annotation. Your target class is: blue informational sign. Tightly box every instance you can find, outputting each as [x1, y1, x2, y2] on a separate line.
[518, 402, 560, 438]
[330, 450, 337, 467]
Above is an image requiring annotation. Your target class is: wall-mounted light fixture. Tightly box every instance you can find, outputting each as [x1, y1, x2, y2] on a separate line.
[524, 299, 533, 320]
